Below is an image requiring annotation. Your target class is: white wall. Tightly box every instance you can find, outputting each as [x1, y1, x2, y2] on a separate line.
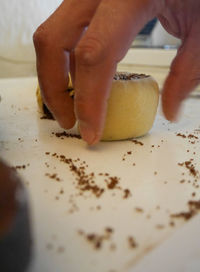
[0, 0, 62, 77]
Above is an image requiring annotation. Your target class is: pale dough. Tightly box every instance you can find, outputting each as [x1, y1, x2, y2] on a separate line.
[101, 73, 159, 141]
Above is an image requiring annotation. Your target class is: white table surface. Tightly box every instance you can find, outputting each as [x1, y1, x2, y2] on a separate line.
[0, 76, 200, 272]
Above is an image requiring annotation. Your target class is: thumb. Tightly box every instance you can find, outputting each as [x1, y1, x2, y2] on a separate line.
[162, 35, 200, 121]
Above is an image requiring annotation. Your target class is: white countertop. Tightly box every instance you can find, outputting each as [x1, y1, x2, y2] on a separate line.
[0, 76, 200, 272]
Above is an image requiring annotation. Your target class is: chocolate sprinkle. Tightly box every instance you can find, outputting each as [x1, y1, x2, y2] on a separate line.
[52, 131, 81, 139]
[128, 236, 138, 249]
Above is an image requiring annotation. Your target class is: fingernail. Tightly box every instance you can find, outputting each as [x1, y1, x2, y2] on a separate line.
[166, 105, 180, 122]
[79, 121, 98, 145]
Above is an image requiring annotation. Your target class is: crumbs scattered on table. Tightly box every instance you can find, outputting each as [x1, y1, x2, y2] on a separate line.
[178, 160, 198, 177]
[45, 172, 62, 182]
[170, 199, 200, 221]
[176, 133, 199, 144]
[45, 152, 131, 200]
[78, 227, 114, 250]
[12, 163, 30, 170]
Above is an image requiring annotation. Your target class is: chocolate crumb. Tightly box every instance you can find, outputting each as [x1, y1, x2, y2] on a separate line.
[128, 236, 138, 249]
[123, 189, 131, 199]
[169, 221, 175, 227]
[132, 139, 144, 146]
[176, 133, 186, 138]
[135, 207, 144, 213]
[188, 134, 198, 139]
[106, 176, 120, 190]
[45, 173, 61, 182]
[11, 164, 29, 170]
[105, 227, 114, 234]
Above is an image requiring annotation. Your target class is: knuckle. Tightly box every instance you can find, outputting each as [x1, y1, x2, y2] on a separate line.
[33, 25, 52, 50]
[75, 37, 106, 66]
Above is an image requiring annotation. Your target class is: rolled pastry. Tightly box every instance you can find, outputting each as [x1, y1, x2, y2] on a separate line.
[101, 72, 159, 141]
[36, 72, 159, 141]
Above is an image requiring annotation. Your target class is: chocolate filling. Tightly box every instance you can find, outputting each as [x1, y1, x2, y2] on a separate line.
[114, 72, 149, 81]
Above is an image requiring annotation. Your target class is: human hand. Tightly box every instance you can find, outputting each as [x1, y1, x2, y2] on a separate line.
[33, 0, 200, 144]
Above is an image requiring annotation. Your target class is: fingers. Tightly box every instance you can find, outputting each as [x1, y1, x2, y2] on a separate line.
[162, 33, 200, 121]
[33, 0, 101, 129]
[74, 0, 159, 144]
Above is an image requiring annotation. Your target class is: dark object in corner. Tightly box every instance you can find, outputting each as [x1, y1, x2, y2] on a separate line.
[0, 159, 32, 272]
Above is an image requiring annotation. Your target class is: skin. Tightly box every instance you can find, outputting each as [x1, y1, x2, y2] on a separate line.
[33, 0, 200, 145]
